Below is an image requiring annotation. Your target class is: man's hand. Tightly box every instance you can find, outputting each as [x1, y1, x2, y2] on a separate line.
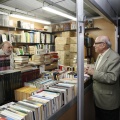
[87, 67, 94, 75]
[84, 64, 95, 75]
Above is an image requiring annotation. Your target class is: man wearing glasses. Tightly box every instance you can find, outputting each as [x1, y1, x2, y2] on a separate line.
[85, 35, 120, 120]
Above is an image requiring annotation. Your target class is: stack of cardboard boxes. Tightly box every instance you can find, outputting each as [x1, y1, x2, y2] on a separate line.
[55, 31, 77, 67]
[55, 31, 86, 71]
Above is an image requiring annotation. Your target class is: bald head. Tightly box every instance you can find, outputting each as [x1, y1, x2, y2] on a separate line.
[94, 35, 111, 54]
[96, 36, 111, 48]
[1, 41, 13, 55]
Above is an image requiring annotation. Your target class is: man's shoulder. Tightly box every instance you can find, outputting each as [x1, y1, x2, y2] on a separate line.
[109, 49, 120, 59]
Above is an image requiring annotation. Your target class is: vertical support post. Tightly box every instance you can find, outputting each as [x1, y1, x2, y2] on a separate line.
[76, 0, 84, 120]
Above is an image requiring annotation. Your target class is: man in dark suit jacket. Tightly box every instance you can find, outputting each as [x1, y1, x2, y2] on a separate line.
[85, 35, 120, 120]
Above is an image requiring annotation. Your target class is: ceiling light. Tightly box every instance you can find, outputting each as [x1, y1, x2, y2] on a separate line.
[0, 11, 8, 15]
[42, 7, 77, 21]
[10, 14, 51, 25]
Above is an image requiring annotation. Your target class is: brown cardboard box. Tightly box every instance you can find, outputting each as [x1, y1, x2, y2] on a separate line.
[55, 37, 70, 44]
[70, 52, 77, 59]
[59, 59, 70, 66]
[63, 23, 71, 30]
[62, 31, 76, 37]
[70, 47, 86, 58]
[70, 44, 77, 52]
[70, 58, 77, 66]
[70, 37, 77, 44]
[55, 44, 70, 51]
[52, 24, 60, 31]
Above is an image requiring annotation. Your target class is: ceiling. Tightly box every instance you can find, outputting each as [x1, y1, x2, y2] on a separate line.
[0, 0, 120, 24]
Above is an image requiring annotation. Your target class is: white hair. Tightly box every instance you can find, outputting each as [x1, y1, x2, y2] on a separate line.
[101, 36, 112, 48]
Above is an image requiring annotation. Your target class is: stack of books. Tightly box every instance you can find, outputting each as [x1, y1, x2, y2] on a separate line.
[14, 56, 29, 68]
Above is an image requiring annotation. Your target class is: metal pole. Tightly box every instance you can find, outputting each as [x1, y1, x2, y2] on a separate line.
[76, 0, 84, 120]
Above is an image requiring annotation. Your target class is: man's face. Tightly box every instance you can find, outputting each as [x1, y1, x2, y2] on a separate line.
[93, 37, 105, 53]
[3, 43, 13, 55]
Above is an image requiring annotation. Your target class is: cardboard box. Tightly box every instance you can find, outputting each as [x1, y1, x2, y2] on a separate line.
[55, 37, 70, 44]
[70, 47, 86, 58]
[52, 24, 60, 31]
[70, 44, 77, 52]
[70, 52, 77, 59]
[59, 59, 70, 66]
[62, 31, 76, 37]
[70, 21, 76, 30]
[70, 59, 77, 66]
[70, 37, 77, 44]
[55, 44, 70, 51]
[63, 23, 71, 30]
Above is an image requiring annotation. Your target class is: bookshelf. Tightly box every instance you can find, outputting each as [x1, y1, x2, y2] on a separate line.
[0, 25, 15, 31]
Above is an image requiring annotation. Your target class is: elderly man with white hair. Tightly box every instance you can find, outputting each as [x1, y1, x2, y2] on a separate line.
[0, 41, 14, 69]
[0, 41, 13, 55]
[85, 35, 120, 120]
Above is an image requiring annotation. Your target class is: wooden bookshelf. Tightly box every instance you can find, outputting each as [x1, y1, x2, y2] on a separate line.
[0, 25, 15, 31]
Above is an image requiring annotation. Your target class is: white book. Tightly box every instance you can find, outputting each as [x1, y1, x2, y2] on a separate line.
[36, 91, 60, 111]
[27, 97, 48, 120]
[1, 109, 25, 120]
[13, 103, 36, 120]
[17, 101, 39, 120]
[43, 89, 62, 109]
[50, 85, 72, 102]
[57, 83, 75, 100]
[48, 86, 67, 105]
[9, 104, 33, 120]
[6, 107, 28, 120]
[59, 78, 77, 84]
[28, 96, 51, 118]
[33, 93, 55, 114]
[23, 99, 43, 120]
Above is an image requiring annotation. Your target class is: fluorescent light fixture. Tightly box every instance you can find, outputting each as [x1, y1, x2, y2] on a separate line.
[10, 14, 51, 24]
[42, 7, 77, 21]
[0, 11, 8, 15]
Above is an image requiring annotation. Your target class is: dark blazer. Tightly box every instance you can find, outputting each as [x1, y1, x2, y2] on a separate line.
[93, 49, 120, 110]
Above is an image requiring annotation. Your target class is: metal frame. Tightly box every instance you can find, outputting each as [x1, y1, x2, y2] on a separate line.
[76, 0, 84, 120]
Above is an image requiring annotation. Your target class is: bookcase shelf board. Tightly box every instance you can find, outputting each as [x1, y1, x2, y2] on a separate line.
[52, 29, 76, 34]
[52, 27, 100, 34]
[0, 25, 15, 31]
[12, 42, 40, 46]
[85, 27, 100, 31]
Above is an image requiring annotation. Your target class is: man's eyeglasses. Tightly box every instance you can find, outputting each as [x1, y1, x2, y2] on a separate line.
[94, 42, 104, 45]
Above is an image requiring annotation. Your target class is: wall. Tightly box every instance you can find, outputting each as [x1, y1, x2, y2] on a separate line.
[88, 18, 115, 60]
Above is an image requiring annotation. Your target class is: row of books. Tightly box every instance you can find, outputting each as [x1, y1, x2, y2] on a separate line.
[14, 45, 55, 56]
[24, 78, 58, 91]
[21, 68, 40, 86]
[0, 55, 10, 71]
[0, 69, 22, 104]
[0, 79, 77, 120]
[0, 31, 55, 44]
